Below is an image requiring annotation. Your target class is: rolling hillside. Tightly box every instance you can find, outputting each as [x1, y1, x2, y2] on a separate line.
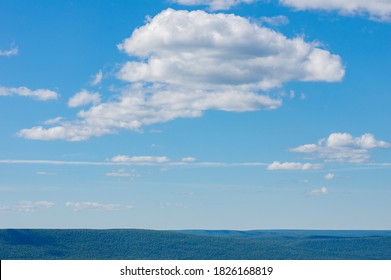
[1, 229, 390, 260]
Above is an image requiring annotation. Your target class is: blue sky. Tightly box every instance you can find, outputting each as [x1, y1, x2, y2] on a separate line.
[0, 0, 390, 230]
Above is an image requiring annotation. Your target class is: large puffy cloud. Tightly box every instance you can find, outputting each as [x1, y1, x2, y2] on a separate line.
[172, 0, 257, 10]
[280, 0, 391, 21]
[118, 9, 344, 88]
[291, 133, 390, 163]
[0, 86, 59, 101]
[19, 9, 344, 141]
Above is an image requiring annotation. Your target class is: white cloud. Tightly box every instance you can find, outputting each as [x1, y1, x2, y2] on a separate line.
[324, 173, 335, 180]
[105, 168, 138, 178]
[182, 157, 197, 162]
[65, 201, 132, 212]
[279, 0, 391, 21]
[43, 117, 64, 125]
[0, 201, 55, 212]
[267, 161, 323, 170]
[18, 124, 112, 141]
[159, 202, 186, 209]
[118, 9, 344, 88]
[309, 187, 329, 195]
[18, 9, 344, 141]
[291, 133, 390, 163]
[0, 46, 18, 57]
[106, 172, 134, 177]
[19, 87, 281, 141]
[0, 86, 59, 101]
[172, 0, 257, 10]
[36, 171, 57, 176]
[91, 70, 103, 86]
[110, 155, 170, 164]
[0, 158, 268, 168]
[260, 15, 290, 26]
[68, 89, 101, 108]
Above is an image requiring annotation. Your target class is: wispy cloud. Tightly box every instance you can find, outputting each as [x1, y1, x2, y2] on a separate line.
[260, 15, 290, 26]
[324, 173, 335, 180]
[43, 117, 64, 125]
[0, 46, 18, 57]
[0, 86, 59, 101]
[291, 133, 390, 163]
[110, 155, 170, 164]
[105, 168, 138, 178]
[181, 157, 197, 162]
[65, 201, 133, 212]
[279, 0, 391, 22]
[35, 171, 57, 176]
[159, 202, 187, 209]
[0, 159, 115, 166]
[172, 0, 257, 11]
[0, 201, 55, 212]
[68, 89, 101, 108]
[91, 70, 103, 86]
[309, 187, 329, 196]
[267, 161, 323, 171]
[0, 158, 268, 168]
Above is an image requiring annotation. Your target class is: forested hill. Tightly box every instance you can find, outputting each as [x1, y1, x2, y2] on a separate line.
[1, 229, 390, 260]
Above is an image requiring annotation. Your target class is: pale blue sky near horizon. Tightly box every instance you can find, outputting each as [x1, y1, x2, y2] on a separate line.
[0, 0, 390, 230]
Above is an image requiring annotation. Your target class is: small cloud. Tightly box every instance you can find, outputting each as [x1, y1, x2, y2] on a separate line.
[325, 173, 335, 180]
[0, 46, 18, 57]
[110, 155, 170, 164]
[68, 89, 101, 108]
[159, 202, 187, 209]
[260, 15, 290, 26]
[0, 86, 59, 101]
[0, 201, 55, 212]
[43, 117, 64, 125]
[65, 201, 132, 212]
[309, 187, 329, 196]
[181, 157, 197, 162]
[291, 133, 390, 163]
[35, 171, 57, 176]
[279, 0, 391, 22]
[105, 169, 138, 178]
[171, 0, 257, 11]
[176, 191, 195, 196]
[91, 70, 103, 86]
[145, 15, 153, 23]
[267, 161, 323, 171]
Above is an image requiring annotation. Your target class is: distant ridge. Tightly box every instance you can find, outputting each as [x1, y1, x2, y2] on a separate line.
[177, 229, 391, 238]
[1, 229, 390, 260]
